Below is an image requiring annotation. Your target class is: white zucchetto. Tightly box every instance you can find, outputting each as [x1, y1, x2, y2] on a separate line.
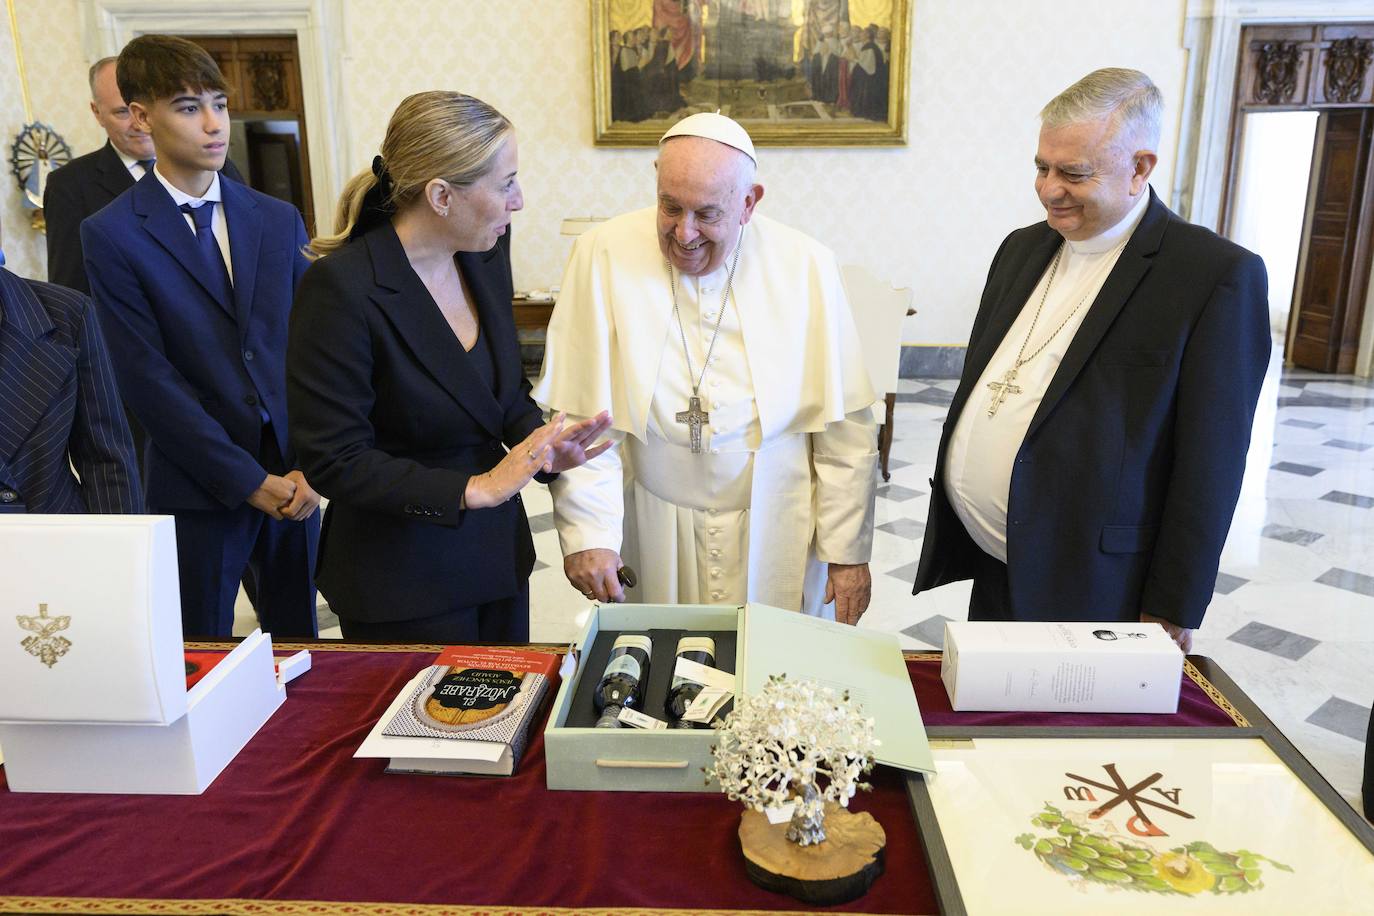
[659, 112, 757, 163]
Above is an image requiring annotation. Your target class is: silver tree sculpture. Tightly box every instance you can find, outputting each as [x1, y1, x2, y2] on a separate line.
[709, 674, 878, 846]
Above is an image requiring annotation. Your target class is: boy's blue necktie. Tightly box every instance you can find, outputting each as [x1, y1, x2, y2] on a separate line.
[180, 201, 233, 306]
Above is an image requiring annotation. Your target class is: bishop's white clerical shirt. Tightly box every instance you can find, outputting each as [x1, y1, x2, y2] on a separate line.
[945, 191, 1149, 562]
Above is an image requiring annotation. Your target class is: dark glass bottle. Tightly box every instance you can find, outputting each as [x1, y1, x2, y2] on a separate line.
[593, 634, 652, 728]
[665, 636, 718, 729]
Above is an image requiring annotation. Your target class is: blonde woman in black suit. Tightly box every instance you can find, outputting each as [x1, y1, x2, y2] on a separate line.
[288, 91, 610, 642]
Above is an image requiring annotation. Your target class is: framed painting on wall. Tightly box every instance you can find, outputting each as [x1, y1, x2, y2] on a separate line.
[906, 729, 1374, 915]
[592, 0, 910, 147]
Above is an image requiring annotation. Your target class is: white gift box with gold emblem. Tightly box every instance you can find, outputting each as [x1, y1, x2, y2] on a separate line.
[0, 516, 286, 794]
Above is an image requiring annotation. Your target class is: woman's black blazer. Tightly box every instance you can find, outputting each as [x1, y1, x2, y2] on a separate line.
[287, 223, 544, 622]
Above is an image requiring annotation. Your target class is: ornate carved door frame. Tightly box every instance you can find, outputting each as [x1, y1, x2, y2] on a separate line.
[78, 0, 349, 240]
[1175, 2, 1374, 375]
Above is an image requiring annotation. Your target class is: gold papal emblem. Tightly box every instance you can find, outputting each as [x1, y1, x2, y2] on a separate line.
[17, 603, 72, 668]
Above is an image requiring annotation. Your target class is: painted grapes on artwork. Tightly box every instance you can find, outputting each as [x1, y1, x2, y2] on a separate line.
[1014, 802, 1293, 896]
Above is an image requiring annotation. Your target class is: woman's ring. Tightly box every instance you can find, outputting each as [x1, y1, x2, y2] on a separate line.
[527, 448, 538, 460]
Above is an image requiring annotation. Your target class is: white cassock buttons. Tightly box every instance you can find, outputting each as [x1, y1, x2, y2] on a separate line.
[710, 549, 721, 558]
[711, 591, 724, 600]
[711, 568, 722, 578]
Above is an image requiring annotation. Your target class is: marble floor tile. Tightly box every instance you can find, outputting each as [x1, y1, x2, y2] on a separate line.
[1306, 379, 1374, 395]
[1213, 572, 1249, 595]
[884, 558, 922, 583]
[1282, 418, 1325, 429]
[1306, 696, 1373, 742]
[1271, 461, 1325, 477]
[1316, 567, 1374, 598]
[527, 511, 556, 533]
[1321, 490, 1374, 509]
[902, 614, 954, 649]
[1227, 621, 1321, 661]
[876, 518, 926, 539]
[876, 483, 924, 502]
[1324, 439, 1373, 452]
[317, 605, 340, 633]
[1261, 523, 1325, 546]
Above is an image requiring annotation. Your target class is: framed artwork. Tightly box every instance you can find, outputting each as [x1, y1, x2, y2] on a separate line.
[592, 0, 911, 147]
[906, 729, 1374, 915]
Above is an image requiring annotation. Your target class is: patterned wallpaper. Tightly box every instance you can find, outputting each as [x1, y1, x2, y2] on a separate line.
[0, 0, 1187, 344]
[0, 0, 104, 282]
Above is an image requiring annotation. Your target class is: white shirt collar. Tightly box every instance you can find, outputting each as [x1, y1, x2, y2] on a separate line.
[114, 148, 141, 170]
[152, 167, 222, 208]
[1066, 189, 1150, 256]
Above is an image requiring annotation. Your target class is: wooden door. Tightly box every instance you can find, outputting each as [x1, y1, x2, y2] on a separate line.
[182, 34, 316, 236]
[1289, 109, 1374, 372]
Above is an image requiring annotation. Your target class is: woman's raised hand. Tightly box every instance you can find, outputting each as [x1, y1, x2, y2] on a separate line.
[463, 412, 615, 510]
[464, 413, 566, 509]
[546, 411, 613, 473]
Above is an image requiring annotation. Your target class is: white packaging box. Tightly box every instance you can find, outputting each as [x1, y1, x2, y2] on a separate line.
[0, 515, 286, 793]
[941, 621, 1183, 714]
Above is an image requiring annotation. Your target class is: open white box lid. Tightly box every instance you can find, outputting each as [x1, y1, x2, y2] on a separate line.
[0, 515, 188, 725]
[738, 603, 935, 774]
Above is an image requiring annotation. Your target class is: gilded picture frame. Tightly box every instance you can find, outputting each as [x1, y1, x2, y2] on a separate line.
[592, 0, 911, 147]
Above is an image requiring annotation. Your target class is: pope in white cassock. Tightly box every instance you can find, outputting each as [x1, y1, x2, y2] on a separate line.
[533, 113, 879, 623]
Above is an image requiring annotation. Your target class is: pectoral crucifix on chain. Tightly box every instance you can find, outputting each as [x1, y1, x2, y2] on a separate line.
[986, 368, 1022, 418]
[676, 396, 709, 453]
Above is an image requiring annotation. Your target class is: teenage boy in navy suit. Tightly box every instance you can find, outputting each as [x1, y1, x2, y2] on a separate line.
[82, 34, 319, 637]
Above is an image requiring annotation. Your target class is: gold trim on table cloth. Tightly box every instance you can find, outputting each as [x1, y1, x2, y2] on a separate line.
[0, 896, 927, 915]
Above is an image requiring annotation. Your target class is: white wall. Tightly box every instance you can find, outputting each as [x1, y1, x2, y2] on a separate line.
[1230, 110, 1319, 336]
[0, 0, 1189, 346]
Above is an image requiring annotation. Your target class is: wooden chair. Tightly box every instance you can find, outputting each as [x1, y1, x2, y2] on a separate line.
[841, 265, 915, 482]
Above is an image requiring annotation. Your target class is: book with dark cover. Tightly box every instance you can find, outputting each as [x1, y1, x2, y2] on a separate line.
[368, 646, 558, 776]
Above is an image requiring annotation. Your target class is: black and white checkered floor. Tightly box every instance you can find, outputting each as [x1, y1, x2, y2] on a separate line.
[250, 355, 1373, 815]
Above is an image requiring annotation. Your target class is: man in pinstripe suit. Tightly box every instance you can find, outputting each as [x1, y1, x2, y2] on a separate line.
[0, 218, 141, 514]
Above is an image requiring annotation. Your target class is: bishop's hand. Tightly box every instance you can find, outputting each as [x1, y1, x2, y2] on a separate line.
[1141, 612, 1194, 653]
[566, 548, 625, 603]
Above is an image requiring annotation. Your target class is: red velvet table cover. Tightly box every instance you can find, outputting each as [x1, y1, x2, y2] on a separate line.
[0, 650, 1240, 915]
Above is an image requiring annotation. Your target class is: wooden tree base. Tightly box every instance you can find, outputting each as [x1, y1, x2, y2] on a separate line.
[738, 802, 886, 906]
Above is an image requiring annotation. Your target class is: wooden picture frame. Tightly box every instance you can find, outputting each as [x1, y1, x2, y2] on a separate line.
[592, 0, 910, 147]
[905, 724, 1374, 915]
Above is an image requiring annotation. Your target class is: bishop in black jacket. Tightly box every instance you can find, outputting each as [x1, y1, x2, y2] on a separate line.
[912, 68, 1269, 653]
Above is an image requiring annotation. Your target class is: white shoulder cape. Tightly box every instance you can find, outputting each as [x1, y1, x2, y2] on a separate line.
[532, 207, 875, 438]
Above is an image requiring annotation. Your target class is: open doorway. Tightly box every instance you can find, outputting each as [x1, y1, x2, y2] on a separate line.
[181, 34, 316, 237]
[1221, 24, 1374, 374]
[1230, 111, 1321, 338]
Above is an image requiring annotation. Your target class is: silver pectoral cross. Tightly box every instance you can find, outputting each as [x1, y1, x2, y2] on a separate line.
[985, 368, 1023, 418]
[676, 396, 710, 453]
